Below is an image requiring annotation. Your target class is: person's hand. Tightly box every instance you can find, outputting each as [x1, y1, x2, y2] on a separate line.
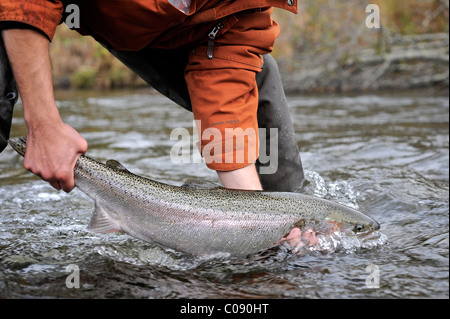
[279, 227, 319, 254]
[284, 228, 318, 250]
[3, 29, 88, 192]
[24, 121, 88, 192]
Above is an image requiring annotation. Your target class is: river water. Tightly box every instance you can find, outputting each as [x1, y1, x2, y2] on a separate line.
[0, 89, 448, 299]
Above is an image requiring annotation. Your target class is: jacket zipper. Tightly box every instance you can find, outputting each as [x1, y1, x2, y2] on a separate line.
[207, 22, 224, 59]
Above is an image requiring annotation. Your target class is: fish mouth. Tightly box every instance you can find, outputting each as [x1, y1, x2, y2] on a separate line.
[357, 230, 382, 242]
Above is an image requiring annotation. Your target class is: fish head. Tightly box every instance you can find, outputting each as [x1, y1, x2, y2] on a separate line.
[1, 34, 18, 153]
[323, 203, 380, 237]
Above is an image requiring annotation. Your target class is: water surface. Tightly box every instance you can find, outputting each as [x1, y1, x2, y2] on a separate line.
[0, 89, 448, 299]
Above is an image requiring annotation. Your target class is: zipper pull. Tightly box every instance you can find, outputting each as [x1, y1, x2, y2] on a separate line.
[207, 23, 223, 59]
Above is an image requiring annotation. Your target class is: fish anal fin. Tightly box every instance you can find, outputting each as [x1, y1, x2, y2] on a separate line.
[106, 159, 130, 173]
[87, 200, 121, 234]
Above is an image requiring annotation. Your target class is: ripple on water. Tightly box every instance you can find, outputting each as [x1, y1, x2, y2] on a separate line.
[1, 93, 447, 299]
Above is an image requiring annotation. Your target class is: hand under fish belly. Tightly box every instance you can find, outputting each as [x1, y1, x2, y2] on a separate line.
[282, 220, 384, 255]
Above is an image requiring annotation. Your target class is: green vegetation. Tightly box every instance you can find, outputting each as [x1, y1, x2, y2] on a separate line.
[50, 28, 146, 89]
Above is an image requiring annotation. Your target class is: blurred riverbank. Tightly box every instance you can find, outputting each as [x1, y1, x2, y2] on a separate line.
[49, 0, 449, 94]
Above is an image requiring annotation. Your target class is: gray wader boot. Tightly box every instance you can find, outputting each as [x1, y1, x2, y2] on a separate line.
[109, 48, 304, 192]
[0, 32, 18, 153]
[255, 55, 304, 191]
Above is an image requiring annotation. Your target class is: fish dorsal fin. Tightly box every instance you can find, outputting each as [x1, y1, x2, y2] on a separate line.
[106, 159, 130, 173]
[87, 200, 121, 234]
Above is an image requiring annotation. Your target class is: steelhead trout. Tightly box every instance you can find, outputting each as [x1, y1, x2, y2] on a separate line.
[9, 137, 380, 256]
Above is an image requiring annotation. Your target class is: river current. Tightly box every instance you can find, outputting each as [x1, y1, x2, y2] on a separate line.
[0, 90, 448, 299]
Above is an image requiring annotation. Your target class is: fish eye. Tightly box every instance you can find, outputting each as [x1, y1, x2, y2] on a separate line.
[354, 223, 366, 233]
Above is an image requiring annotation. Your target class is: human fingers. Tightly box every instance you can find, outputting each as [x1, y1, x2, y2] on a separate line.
[55, 169, 75, 193]
[286, 227, 302, 247]
[301, 229, 318, 246]
[24, 157, 74, 192]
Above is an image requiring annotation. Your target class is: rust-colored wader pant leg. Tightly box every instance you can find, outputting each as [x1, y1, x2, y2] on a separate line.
[255, 54, 304, 191]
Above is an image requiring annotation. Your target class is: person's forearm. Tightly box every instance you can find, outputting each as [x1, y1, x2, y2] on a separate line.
[2, 28, 62, 128]
[217, 164, 263, 190]
[2, 28, 88, 192]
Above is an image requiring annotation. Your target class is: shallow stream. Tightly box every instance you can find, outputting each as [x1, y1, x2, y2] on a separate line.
[0, 90, 448, 298]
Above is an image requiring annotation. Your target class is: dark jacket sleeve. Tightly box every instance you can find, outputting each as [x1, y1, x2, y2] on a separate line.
[0, 0, 63, 41]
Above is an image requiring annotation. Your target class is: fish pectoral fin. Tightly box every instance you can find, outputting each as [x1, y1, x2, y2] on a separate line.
[105, 159, 130, 173]
[87, 200, 121, 234]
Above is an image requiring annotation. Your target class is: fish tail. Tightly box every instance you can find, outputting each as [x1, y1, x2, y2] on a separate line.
[8, 136, 27, 157]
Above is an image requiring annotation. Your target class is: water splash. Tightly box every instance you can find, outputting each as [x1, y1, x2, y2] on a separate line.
[281, 224, 388, 256]
[302, 170, 360, 210]
[312, 231, 388, 253]
[293, 170, 388, 254]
